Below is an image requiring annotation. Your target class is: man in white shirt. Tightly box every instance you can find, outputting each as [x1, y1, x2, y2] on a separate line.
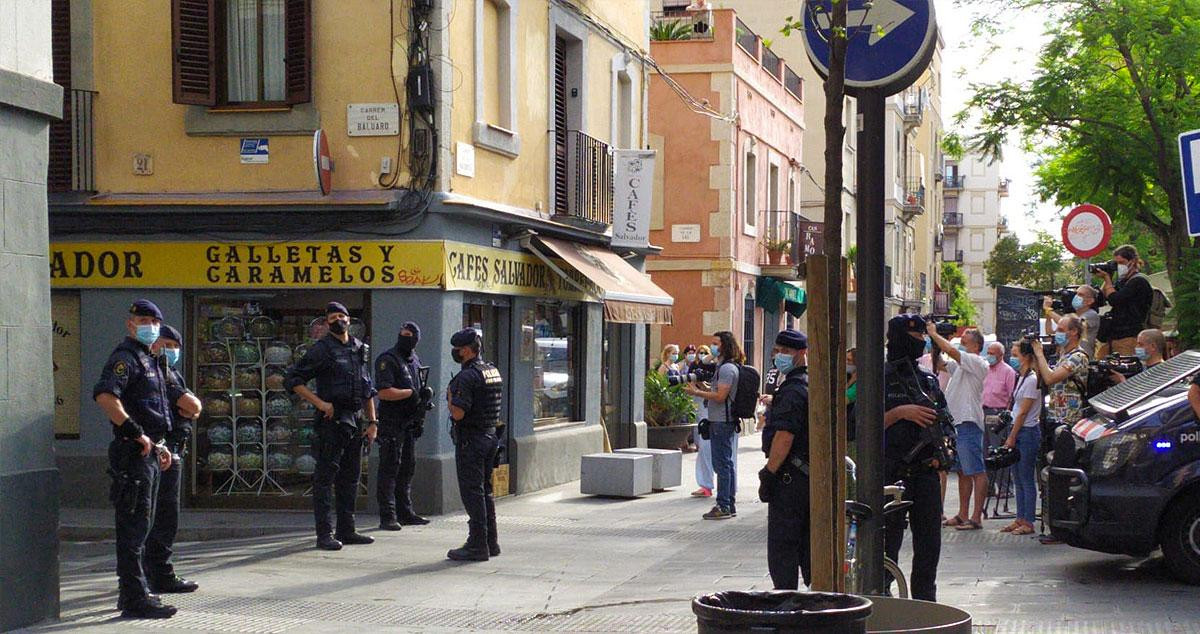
[928, 325, 990, 530]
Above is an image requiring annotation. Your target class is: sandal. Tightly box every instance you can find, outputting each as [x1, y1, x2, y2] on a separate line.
[955, 520, 983, 531]
[942, 516, 967, 527]
[1000, 521, 1021, 533]
[1011, 524, 1035, 536]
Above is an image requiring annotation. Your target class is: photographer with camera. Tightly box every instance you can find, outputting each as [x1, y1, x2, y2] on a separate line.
[689, 345, 717, 498]
[1000, 341, 1042, 535]
[375, 322, 432, 530]
[927, 325, 990, 532]
[1032, 315, 1090, 428]
[1108, 329, 1166, 385]
[1094, 245, 1153, 357]
[683, 332, 745, 520]
[1043, 285, 1100, 358]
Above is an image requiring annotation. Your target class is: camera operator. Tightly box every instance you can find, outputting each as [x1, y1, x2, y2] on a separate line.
[1032, 315, 1090, 428]
[1043, 285, 1100, 358]
[1108, 329, 1166, 385]
[927, 325, 990, 531]
[1095, 244, 1153, 356]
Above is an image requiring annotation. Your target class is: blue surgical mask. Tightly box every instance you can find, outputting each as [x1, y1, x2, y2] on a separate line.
[773, 353, 795, 374]
[924, 337, 932, 353]
[669, 353, 679, 363]
[986, 354, 998, 366]
[1134, 347, 1149, 362]
[135, 323, 160, 346]
[1007, 358, 1021, 371]
[686, 353, 697, 363]
[1071, 295, 1085, 312]
[1054, 332, 1068, 346]
[163, 348, 181, 367]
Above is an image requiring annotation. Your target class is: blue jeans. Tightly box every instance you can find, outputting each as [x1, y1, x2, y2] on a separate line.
[1014, 426, 1040, 523]
[709, 421, 738, 512]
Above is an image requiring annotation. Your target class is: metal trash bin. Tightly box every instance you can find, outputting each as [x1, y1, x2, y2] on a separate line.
[692, 591, 873, 633]
[864, 596, 972, 633]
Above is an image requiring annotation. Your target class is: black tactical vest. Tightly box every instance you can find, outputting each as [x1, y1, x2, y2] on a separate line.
[314, 335, 370, 410]
[462, 359, 503, 430]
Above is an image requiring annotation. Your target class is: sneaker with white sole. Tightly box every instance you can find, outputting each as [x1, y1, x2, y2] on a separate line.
[702, 506, 733, 520]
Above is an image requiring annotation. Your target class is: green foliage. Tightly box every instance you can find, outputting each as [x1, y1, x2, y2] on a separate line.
[643, 371, 696, 427]
[959, 0, 1200, 307]
[941, 132, 966, 161]
[1173, 247, 1200, 348]
[651, 18, 692, 41]
[940, 261, 978, 326]
[985, 232, 1068, 290]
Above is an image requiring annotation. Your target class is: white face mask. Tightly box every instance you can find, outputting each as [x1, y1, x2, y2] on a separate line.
[1116, 263, 1129, 278]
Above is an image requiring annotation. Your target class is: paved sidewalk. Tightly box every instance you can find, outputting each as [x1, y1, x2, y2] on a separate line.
[24, 433, 1200, 633]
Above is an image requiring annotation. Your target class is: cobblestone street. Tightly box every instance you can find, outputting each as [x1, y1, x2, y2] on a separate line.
[25, 435, 1200, 633]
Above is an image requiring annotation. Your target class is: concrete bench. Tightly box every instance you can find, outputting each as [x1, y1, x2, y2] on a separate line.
[614, 448, 682, 491]
[580, 453, 653, 498]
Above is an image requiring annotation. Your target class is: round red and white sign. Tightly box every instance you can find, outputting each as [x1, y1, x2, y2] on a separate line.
[1061, 204, 1111, 258]
[313, 129, 332, 195]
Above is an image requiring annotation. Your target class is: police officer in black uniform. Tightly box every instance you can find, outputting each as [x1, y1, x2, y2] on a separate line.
[144, 324, 201, 595]
[285, 302, 379, 551]
[375, 321, 432, 530]
[93, 299, 177, 619]
[445, 328, 503, 561]
[757, 329, 812, 589]
[881, 314, 951, 602]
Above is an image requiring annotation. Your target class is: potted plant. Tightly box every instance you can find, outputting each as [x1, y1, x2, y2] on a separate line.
[643, 371, 697, 450]
[762, 237, 792, 265]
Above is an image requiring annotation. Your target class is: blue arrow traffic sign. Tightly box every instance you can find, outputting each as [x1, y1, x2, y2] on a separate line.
[1179, 129, 1200, 237]
[802, 0, 937, 96]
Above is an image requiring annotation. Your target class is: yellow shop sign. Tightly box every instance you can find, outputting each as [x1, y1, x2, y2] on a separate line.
[49, 240, 593, 301]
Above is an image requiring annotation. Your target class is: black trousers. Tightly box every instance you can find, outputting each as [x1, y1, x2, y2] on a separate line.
[454, 428, 498, 547]
[312, 421, 363, 538]
[109, 440, 160, 604]
[376, 427, 417, 520]
[767, 466, 812, 589]
[143, 444, 182, 582]
[883, 466, 941, 602]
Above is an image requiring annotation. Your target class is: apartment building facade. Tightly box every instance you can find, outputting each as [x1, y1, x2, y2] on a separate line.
[942, 151, 1011, 333]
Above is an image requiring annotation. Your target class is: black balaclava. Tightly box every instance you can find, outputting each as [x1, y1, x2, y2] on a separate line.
[397, 321, 421, 356]
[886, 314, 927, 363]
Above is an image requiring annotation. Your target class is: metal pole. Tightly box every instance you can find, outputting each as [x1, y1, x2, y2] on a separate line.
[854, 89, 887, 594]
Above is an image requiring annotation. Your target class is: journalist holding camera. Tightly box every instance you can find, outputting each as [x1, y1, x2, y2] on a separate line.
[1031, 314, 1090, 428]
[927, 324, 990, 531]
[374, 321, 433, 530]
[1093, 244, 1153, 357]
[1108, 328, 1166, 385]
[1043, 285, 1100, 358]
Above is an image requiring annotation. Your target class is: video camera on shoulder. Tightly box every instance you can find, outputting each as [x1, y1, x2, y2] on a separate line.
[668, 363, 716, 387]
[1019, 327, 1058, 364]
[922, 313, 958, 337]
[1086, 354, 1142, 398]
[1035, 284, 1104, 314]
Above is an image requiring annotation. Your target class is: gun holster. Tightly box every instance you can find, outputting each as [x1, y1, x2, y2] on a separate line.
[107, 442, 144, 515]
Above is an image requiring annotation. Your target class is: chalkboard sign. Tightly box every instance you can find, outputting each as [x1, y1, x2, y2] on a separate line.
[996, 285, 1042, 346]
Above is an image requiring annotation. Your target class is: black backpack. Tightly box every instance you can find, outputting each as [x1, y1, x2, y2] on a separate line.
[726, 362, 761, 420]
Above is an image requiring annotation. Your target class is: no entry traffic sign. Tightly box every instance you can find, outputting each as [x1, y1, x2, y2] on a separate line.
[1061, 204, 1112, 259]
[313, 129, 332, 195]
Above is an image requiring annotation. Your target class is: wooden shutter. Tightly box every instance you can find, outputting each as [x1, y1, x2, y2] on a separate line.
[171, 0, 217, 106]
[48, 0, 72, 192]
[284, 0, 312, 104]
[553, 37, 568, 215]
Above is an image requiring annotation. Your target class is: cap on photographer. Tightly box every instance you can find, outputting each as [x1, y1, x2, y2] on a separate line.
[1043, 285, 1100, 358]
[1095, 245, 1154, 357]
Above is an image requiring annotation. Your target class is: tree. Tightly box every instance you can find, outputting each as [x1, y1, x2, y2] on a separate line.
[985, 232, 1068, 290]
[960, 0, 1200, 341]
[941, 261, 978, 326]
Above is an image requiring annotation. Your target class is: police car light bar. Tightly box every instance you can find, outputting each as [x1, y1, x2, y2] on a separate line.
[1090, 350, 1200, 421]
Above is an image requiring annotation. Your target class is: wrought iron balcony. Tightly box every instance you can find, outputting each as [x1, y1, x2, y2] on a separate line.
[48, 89, 96, 193]
[902, 181, 926, 218]
[554, 129, 613, 226]
[943, 211, 962, 228]
[999, 178, 1010, 197]
[943, 173, 965, 190]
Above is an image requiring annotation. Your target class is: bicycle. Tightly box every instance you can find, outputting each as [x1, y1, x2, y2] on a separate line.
[843, 458, 912, 598]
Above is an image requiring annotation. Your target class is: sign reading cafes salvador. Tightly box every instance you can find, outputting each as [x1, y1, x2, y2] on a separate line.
[49, 241, 593, 301]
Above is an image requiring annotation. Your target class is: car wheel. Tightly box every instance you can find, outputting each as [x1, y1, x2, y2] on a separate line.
[1161, 493, 1200, 585]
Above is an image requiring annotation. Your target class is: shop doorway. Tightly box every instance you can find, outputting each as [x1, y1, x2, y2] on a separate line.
[463, 299, 513, 495]
[602, 322, 635, 448]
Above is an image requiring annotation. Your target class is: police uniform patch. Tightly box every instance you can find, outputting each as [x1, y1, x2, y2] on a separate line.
[379, 360, 387, 371]
[114, 361, 128, 377]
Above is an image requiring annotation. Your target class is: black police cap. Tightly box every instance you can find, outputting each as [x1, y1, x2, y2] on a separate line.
[775, 328, 808, 350]
[129, 299, 164, 321]
[450, 328, 481, 348]
[326, 301, 349, 316]
[159, 324, 183, 344]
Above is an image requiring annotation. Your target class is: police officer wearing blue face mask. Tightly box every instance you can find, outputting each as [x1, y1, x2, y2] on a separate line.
[145, 325, 202, 596]
[445, 328, 504, 561]
[757, 329, 812, 589]
[285, 302, 379, 551]
[93, 299, 178, 619]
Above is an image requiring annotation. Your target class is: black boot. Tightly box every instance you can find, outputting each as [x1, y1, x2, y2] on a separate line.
[316, 535, 343, 551]
[398, 512, 430, 526]
[447, 525, 489, 561]
[337, 531, 375, 545]
[487, 513, 500, 556]
[150, 574, 199, 593]
[120, 595, 177, 619]
[379, 515, 403, 531]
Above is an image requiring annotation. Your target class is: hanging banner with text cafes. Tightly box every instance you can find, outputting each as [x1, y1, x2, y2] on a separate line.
[48, 240, 593, 301]
[610, 149, 657, 250]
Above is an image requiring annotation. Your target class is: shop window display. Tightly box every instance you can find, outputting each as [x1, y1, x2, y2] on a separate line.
[532, 302, 579, 427]
[190, 294, 368, 506]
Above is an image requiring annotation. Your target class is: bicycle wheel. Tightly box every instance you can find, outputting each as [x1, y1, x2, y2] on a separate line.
[884, 558, 910, 599]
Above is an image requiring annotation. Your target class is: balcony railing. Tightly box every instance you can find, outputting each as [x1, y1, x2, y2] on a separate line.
[650, 10, 715, 41]
[784, 65, 803, 101]
[944, 173, 964, 190]
[933, 291, 950, 314]
[735, 18, 758, 58]
[943, 211, 962, 227]
[761, 45, 782, 80]
[555, 129, 613, 226]
[953, 250, 964, 263]
[999, 178, 1010, 197]
[48, 89, 96, 192]
[902, 181, 925, 218]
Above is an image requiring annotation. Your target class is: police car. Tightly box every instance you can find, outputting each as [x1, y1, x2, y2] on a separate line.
[1046, 351, 1200, 584]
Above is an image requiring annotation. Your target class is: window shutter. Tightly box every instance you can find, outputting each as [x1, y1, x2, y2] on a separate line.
[171, 0, 217, 106]
[48, 0, 72, 192]
[284, 0, 312, 105]
[553, 37, 568, 215]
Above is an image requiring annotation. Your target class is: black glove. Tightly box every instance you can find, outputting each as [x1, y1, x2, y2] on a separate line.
[758, 467, 778, 504]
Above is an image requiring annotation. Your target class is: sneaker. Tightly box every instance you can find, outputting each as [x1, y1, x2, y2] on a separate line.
[702, 506, 733, 520]
[690, 487, 713, 498]
[150, 574, 198, 594]
[379, 519, 403, 531]
[398, 514, 430, 526]
[120, 596, 177, 619]
[336, 532, 375, 545]
[316, 535, 343, 551]
[447, 545, 490, 561]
